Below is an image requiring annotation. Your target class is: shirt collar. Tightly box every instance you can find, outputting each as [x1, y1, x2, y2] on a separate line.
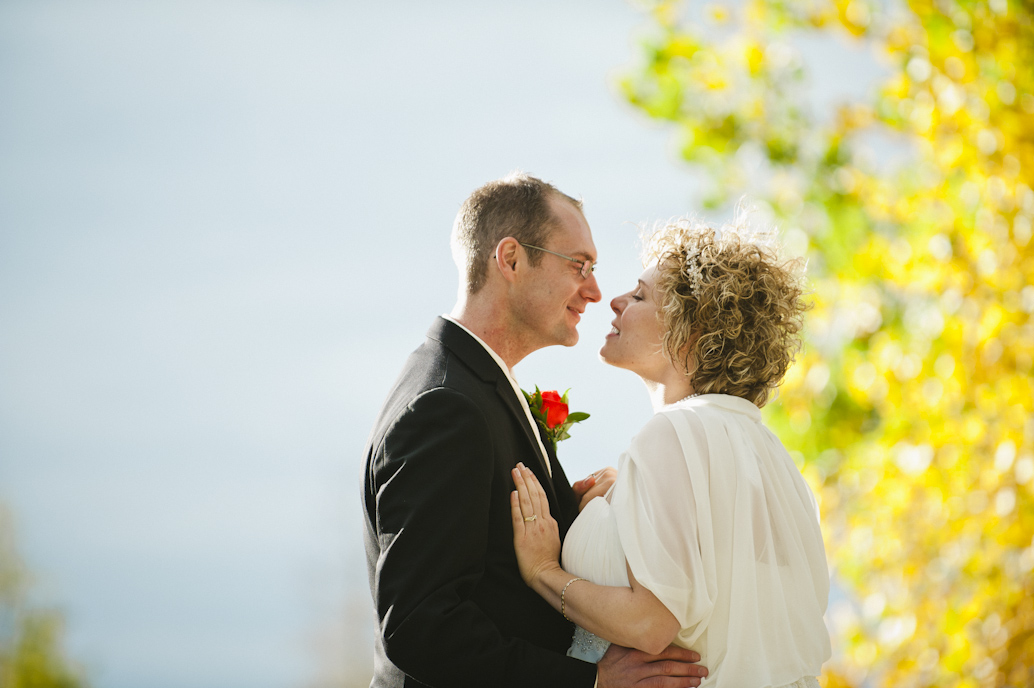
[442, 315, 516, 382]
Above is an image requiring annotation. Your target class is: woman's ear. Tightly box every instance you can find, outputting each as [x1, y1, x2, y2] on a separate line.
[494, 237, 522, 283]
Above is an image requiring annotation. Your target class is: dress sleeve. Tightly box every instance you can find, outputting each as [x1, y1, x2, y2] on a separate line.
[610, 401, 832, 686]
[370, 387, 595, 688]
[607, 412, 717, 642]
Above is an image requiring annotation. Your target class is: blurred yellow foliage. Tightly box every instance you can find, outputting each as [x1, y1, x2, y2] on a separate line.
[622, 0, 1033, 686]
[0, 506, 88, 688]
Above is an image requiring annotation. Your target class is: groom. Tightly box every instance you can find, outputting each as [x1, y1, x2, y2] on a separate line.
[362, 173, 707, 687]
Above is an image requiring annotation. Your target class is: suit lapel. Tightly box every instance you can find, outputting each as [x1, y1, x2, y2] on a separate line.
[493, 378, 560, 505]
[428, 318, 559, 503]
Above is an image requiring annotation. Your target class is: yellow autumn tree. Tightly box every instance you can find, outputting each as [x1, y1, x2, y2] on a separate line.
[621, 0, 1033, 685]
[0, 506, 88, 688]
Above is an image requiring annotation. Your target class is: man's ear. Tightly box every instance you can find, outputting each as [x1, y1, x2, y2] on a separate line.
[494, 237, 522, 283]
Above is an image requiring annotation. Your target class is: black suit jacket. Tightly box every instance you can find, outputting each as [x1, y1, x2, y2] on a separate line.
[362, 317, 597, 687]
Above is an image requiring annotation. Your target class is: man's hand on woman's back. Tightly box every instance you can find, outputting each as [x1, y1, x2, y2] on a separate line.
[597, 644, 708, 688]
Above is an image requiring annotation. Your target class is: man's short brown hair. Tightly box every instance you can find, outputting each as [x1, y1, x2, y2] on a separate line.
[451, 172, 583, 294]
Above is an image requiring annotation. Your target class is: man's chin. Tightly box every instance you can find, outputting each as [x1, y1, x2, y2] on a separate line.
[551, 327, 579, 348]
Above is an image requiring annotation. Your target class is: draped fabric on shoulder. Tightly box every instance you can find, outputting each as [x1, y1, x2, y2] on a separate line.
[607, 394, 831, 688]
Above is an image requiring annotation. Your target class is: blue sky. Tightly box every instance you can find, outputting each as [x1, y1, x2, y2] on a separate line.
[0, 2, 882, 686]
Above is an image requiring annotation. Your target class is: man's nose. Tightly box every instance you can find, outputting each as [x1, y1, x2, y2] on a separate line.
[582, 273, 602, 303]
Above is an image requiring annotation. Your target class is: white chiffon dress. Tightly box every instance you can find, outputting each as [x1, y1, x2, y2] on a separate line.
[560, 394, 831, 688]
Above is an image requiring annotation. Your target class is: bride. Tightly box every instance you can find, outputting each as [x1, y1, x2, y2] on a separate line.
[511, 216, 832, 687]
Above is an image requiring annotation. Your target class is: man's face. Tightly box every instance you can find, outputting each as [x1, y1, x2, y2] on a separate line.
[513, 197, 602, 349]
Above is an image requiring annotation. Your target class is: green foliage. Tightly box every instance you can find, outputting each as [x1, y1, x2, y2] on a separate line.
[0, 506, 88, 688]
[623, 0, 1033, 686]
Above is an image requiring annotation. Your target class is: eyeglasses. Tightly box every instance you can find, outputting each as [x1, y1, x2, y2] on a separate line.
[519, 243, 597, 279]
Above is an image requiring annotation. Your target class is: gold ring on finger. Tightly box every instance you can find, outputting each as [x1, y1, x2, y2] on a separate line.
[523, 515, 537, 522]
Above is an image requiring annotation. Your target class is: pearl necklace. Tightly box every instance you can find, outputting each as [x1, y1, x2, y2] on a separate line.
[669, 392, 700, 405]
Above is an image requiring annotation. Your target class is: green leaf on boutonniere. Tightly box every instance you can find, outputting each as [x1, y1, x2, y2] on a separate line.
[520, 386, 590, 451]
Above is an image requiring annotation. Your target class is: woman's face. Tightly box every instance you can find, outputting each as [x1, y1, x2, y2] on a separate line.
[599, 265, 672, 379]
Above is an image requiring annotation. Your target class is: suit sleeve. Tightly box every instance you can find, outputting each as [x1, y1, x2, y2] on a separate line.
[369, 387, 596, 688]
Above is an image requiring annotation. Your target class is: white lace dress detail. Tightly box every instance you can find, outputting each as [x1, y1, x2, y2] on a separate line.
[559, 395, 831, 686]
[568, 625, 611, 663]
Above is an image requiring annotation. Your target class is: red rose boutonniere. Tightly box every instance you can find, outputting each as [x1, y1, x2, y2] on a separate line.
[522, 386, 590, 450]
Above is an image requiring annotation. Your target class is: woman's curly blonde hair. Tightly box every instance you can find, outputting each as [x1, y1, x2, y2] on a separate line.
[643, 213, 809, 408]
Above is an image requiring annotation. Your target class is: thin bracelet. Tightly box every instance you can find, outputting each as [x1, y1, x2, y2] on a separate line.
[560, 577, 586, 621]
